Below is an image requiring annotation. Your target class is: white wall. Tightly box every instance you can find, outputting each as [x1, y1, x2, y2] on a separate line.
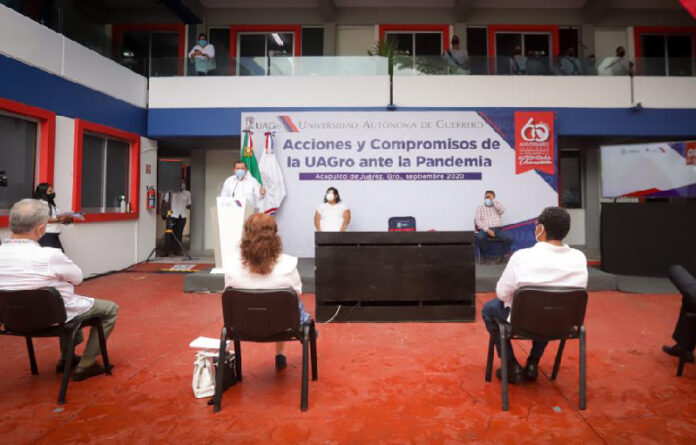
[149, 76, 390, 108]
[336, 25, 377, 56]
[393, 75, 696, 109]
[0, 4, 147, 108]
[204, 149, 238, 250]
[594, 28, 629, 59]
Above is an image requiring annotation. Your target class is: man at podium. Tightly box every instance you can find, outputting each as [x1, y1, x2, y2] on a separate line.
[220, 161, 266, 208]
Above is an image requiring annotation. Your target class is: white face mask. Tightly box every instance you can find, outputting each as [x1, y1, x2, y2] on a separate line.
[326, 193, 335, 202]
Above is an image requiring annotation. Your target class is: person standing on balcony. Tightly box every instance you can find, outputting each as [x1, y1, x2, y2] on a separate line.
[560, 47, 583, 75]
[442, 35, 470, 74]
[598, 46, 632, 76]
[509, 46, 527, 75]
[188, 33, 216, 76]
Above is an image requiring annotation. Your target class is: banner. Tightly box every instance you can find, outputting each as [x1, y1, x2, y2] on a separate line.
[601, 140, 696, 198]
[243, 111, 559, 258]
[515, 111, 555, 175]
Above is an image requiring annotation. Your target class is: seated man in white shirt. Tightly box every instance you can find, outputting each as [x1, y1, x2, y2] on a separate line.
[0, 199, 119, 381]
[481, 206, 588, 384]
[220, 161, 267, 208]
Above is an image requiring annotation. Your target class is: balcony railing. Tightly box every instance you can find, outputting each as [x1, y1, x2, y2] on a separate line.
[122, 55, 695, 78]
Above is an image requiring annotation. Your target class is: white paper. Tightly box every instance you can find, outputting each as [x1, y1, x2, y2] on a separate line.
[189, 336, 230, 350]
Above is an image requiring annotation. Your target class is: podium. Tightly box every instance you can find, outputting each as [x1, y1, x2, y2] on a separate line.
[315, 231, 476, 322]
[210, 197, 255, 274]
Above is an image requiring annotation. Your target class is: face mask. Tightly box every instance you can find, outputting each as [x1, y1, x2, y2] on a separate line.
[199, 39, 207, 46]
[484, 198, 493, 207]
[235, 169, 246, 180]
[47, 192, 56, 200]
[326, 193, 335, 201]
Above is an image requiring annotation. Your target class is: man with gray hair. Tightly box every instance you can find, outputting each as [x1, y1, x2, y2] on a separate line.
[0, 199, 119, 381]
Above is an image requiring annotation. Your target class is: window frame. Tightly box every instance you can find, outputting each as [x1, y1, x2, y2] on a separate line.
[112, 24, 187, 76]
[633, 27, 696, 76]
[0, 98, 55, 227]
[72, 119, 140, 223]
[378, 24, 450, 52]
[488, 25, 560, 73]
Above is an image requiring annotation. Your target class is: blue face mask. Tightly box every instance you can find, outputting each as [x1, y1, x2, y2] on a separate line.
[198, 39, 207, 46]
[484, 198, 493, 207]
[235, 169, 246, 180]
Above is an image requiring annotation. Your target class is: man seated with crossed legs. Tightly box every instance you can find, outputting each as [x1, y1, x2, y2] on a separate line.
[481, 207, 588, 383]
[0, 199, 119, 381]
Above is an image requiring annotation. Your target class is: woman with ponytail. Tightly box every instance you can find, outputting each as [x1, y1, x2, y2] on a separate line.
[33, 183, 72, 251]
[224, 213, 310, 371]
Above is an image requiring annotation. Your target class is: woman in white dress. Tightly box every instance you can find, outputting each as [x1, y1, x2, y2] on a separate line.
[314, 187, 350, 232]
[224, 213, 310, 371]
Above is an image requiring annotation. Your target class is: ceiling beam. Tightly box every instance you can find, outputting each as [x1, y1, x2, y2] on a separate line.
[160, 0, 204, 24]
[582, 0, 612, 23]
[453, 0, 475, 22]
[317, 0, 337, 22]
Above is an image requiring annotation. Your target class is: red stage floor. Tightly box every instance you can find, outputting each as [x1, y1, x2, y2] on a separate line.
[1, 272, 695, 443]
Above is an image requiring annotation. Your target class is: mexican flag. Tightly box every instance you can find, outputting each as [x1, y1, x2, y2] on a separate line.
[242, 129, 262, 184]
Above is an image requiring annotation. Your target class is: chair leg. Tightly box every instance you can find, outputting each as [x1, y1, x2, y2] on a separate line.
[58, 323, 81, 405]
[485, 334, 495, 382]
[579, 326, 587, 410]
[551, 339, 567, 381]
[498, 322, 509, 412]
[213, 327, 227, 413]
[310, 321, 318, 381]
[95, 322, 111, 375]
[234, 339, 242, 382]
[677, 355, 686, 377]
[25, 337, 38, 375]
[301, 325, 309, 412]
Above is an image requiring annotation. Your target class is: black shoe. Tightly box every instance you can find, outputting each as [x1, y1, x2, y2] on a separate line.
[524, 361, 539, 381]
[56, 355, 81, 374]
[72, 362, 114, 382]
[663, 344, 695, 363]
[275, 354, 287, 371]
[495, 363, 525, 384]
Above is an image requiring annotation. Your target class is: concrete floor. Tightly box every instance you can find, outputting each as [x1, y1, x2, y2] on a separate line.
[1, 272, 695, 443]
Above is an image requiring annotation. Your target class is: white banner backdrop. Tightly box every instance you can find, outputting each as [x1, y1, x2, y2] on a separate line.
[242, 111, 558, 258]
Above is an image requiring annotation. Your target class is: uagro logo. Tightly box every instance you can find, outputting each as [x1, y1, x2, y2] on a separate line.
[520, 117, 550, 142]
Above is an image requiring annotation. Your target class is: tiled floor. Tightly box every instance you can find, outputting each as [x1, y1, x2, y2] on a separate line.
[0, 272, 694, 443]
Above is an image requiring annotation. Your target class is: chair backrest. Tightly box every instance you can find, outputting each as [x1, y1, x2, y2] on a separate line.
[668, 265, 696, 301]
[221, 288, 301, 341]
[388, 216, 416, 232]
[509, 286, 588, 339]
[0, 288, 67, 334]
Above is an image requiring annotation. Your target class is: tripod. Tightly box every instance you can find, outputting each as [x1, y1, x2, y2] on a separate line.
[146, 210, 193, 262]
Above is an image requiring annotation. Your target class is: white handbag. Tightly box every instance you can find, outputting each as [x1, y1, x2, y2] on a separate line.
[192, 352, 216, 399]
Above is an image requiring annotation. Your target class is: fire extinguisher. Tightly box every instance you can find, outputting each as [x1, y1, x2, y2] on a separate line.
[146, 186, 156, 209]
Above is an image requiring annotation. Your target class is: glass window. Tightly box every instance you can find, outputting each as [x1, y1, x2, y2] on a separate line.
[467, 27, 488, 74]
[238, 32, 295, 75]
[0, 113, 37, 213]
[641, 34, 693, 76]
[120, 31, 180, 77]
[81, 133, 130, 212]
[302, 27, 324, 56]
[386, 32, 443, 74]
[558, 27, 579, 56]
[210, 28, 231, 74]
[495, 32, 551, 74]
[560, 150, 582, 209]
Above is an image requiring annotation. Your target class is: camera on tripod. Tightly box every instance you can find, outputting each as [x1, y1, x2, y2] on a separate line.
[0, 170, 7, 187]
